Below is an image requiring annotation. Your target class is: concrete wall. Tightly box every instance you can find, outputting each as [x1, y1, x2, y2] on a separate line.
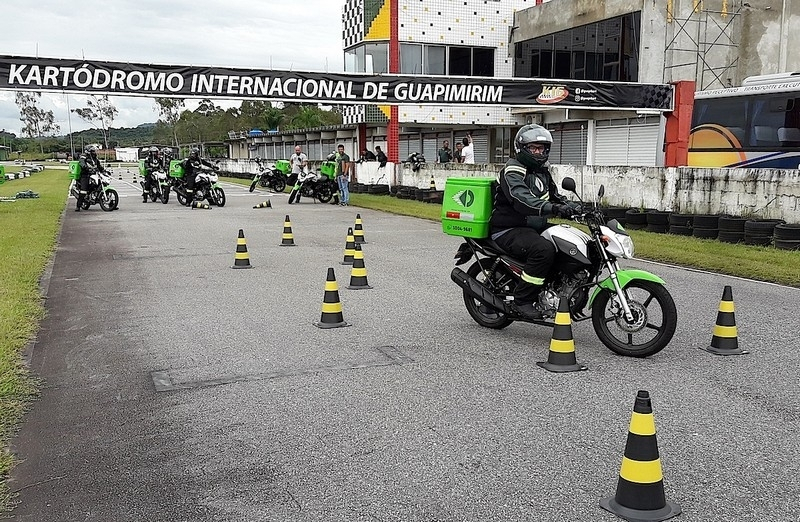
[391, 162, 800, 223]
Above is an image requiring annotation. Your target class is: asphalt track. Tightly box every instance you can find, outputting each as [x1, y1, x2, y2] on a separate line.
[6, 170, 800, 521]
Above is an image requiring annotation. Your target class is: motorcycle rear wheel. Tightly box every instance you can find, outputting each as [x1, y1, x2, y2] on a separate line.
[271, 177, 286, 193]
[591, 280, 677, 357]
[316, 183, 333, 203]
[463, 261, 514, 329]
[259, 177, 269, 188]
[100, 189, 119, 212]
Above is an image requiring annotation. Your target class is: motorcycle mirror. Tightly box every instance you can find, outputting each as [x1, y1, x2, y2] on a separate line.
[598, 185, 605, 199]
[561, 177, 577, 193]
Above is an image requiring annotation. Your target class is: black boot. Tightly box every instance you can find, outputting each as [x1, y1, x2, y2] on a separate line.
[330, 194, 340, 205]
[75, 194, 83, 212]
[142, 192, 148, 203]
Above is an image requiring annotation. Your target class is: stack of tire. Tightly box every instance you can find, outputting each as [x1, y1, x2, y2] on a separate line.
[774, 223, 800, 250]
[602, 207, 629, 226]
[646, 210, 670, 233]
[692, 214, 720, 239]
[668, 213, 693, 236]
[718, 216, 749, 243]
[367, 184, 390, 196]
[743, 219, 784, 246]
[623, 209, 648, 230]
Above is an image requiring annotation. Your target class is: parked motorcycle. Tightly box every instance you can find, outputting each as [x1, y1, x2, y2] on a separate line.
[406, 152, 426, 172]
[249, 158, 287, 193]
[193, 167, 226, 207]
[142, 169, 170, 204]
[287, 167, 334, 204]
[450, 176, 677, 357]
[70, 170, 119, 211]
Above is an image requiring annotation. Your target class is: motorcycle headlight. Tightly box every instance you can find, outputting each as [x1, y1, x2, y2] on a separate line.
[618, 234, 635, 258]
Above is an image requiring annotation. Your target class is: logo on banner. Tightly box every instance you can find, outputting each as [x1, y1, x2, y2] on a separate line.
[537, 85, 569, 104]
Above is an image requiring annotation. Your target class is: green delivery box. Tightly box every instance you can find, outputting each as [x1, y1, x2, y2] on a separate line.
[441, 177, 495, 238]
[0, 165, 5, 184]
[138, 159, 147, 176]
[68, 161, 81, 180]
[168, 159, 184, 178]
[275, 159, 290, 174]
[320, 161, 336, 179]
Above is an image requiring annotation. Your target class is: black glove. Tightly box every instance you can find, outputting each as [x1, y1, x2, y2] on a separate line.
[551, 204, 573, 219]
[566, 201, 583, 215]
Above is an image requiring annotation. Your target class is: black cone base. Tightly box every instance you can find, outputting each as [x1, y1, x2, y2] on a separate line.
[347, 283, 372, 290]
[600, 496, 681, 522]
[536, 361, 587, 373]
[313, 320, 350, 329]
[231, 264, 253, 269]
[700, 345, 748, 355]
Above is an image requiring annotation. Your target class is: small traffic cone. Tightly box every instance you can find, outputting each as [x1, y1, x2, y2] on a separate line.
[231, 229, 253, 269]
[346, 244, 372, 290]
[340, 227, 355, 265]
[313, 267, 350, 329]
[600, 390, 681, 522]
[536, 297, 587, 373]
[353, 213, 367, 244]
[191, 201, 211, 209]
[118, 171, 122, 180]
[429, 174, 437, 191]
[253, 200, 272, 209]
[702, 285, 747, 355]
[279, 215, 295, 246]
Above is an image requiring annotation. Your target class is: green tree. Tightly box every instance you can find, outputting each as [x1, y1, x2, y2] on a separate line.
[154, 98, 185, 146]
[15, 92, 60, 154]
[72, 94, 118, 150]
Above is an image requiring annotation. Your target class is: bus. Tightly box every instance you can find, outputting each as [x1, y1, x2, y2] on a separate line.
[687, 72, 800, 169]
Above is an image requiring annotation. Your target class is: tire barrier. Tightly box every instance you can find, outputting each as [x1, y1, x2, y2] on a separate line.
[774, 223, 800, 250]
[744, 219, 784, 246]
[718, 216, 748, 244]
[691, 214, 719, 239]
[702, 285, 747, 355]
[624, 209, 648, 230]
[668, 213, 693, 236]
[645, 210, 670, 234]
[600, 390, 681, 522]
[536, 297, 587, 373]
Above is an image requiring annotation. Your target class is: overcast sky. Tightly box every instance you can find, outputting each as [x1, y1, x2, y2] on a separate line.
[0, 0, 346, 137]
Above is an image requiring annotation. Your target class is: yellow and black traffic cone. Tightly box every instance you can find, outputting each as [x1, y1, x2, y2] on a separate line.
[702, 285, 747, 355]
[191, 201, 211, 209]
[346, 243, 372, 290]
[429, 174, 437, 191]
[536, 296, 587, 373]
[253, 200, 272, 209]
[353, 213, 367, 244]
[313, 267, 350, 329]
[340, 227, 355, 265]
[231, 228, 253, 269]
[279, 215, 295, 246]
[118, 171, 123, 180]
[600, 390, 681, 522]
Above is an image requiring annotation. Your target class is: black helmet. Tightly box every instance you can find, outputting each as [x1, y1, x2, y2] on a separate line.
[189, 147, 200, 159]
[149, 146, 159, 155]
[514, 124, 552, 169]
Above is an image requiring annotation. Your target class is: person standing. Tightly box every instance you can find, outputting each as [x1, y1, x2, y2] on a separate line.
[461, 134, 475, 164]
[453, 142, 463, 164]
[437, 140, 452, 163]
[375, 146, 388, 168]
[288, 145, 308, 189]
[335, 144, 351, 206]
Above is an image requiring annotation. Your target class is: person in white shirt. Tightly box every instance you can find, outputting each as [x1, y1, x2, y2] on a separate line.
[461, 134, 475, 164]
[288, 145, 308, 187]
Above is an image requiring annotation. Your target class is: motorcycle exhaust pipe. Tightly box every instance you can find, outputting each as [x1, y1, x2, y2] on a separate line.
[450, 267, 510, 314]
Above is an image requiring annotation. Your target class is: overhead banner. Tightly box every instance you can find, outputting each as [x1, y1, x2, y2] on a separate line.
[0, 55, 674, 111]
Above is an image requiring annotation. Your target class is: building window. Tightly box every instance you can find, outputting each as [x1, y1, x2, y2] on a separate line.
[425, 46, 446, 75]
[397, 43, 495, 76]
[400, 43, 423, 74]
[345, 42, 389, 74]
[514, 12, 641, 82]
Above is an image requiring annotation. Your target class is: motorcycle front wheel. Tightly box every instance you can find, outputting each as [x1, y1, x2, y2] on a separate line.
[100, 189, 119, 212]
[213, 187, 226, 207]
[161, 186, 170, 204]
[177, 193, 190, 206]
[591, 280, 677, 358]
[249, 177, 258, 192]
[463, 261, 514, 329]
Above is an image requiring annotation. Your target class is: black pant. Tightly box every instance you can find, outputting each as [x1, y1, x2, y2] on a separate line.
[493, 227, 555, 304]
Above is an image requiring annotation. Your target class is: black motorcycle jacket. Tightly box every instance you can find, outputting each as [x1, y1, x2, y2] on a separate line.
[144, 155, 163, 174]
[181, 157, 216, 177]
[490, 158, 568, 233]
[78, 153, 105, 175]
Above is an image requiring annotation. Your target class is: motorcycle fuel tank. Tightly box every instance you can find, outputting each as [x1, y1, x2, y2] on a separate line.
[540, 224, 592, 264]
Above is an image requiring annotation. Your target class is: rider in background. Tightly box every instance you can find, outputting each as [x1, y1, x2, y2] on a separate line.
[489, 124, 580, 320]
[180, 147, 217, 201]
[75, 145, 106, 212]
[141, 146, 163, 203]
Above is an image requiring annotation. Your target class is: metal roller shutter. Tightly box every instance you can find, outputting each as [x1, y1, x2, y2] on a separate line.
[595, 123, 659, 166]
[549, 126, 587, 165]
[470, 132, 489, 163]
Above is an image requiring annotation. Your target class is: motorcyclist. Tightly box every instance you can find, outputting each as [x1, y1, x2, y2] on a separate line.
[180, 147, 217, 201]
[489, 124, 581, 320]
[141, 146, 163, 203]
[75, 145, 107, 212]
